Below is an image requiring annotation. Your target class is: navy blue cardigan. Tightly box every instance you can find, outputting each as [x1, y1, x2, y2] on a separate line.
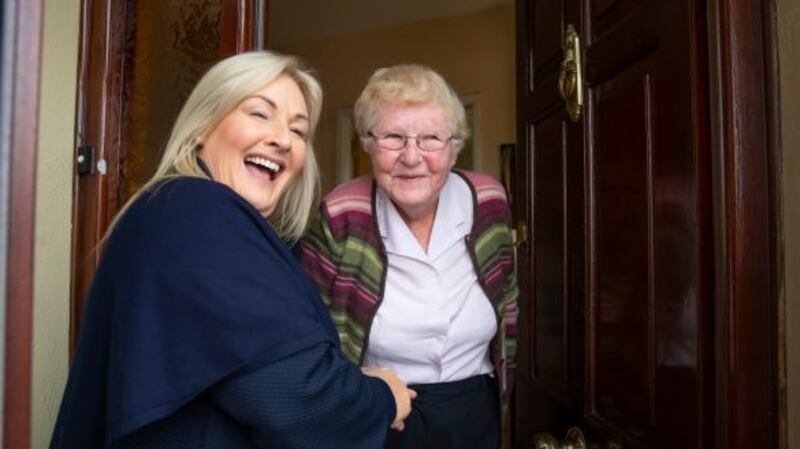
[50, 177, 394, 448]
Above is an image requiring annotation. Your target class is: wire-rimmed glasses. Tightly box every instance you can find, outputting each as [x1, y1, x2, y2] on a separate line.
[367, 131, 460, 152]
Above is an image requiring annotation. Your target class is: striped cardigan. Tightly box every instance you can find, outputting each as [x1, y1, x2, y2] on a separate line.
[297, 170, 519, 397]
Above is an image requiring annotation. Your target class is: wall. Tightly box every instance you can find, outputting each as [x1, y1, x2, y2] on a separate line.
[777, 0, 799, 447]
[275, 5, 515, 193]
[32, 0, 80, 446]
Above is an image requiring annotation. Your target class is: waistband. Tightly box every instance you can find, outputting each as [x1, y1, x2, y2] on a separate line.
[408, 373, 497, 397]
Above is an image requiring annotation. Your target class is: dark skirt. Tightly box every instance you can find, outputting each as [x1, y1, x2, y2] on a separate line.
[385, 374, 500, 449]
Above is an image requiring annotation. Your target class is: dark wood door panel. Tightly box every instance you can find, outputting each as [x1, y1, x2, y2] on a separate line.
[514, 106, 587, 447]
[532, 115, 568, 394]
[586, 5, 656, 86]
[532, 0, 563, 82]
[586, 52, 705, 449]
[528, 0, 580, 93]
[529, 74, 564, 124]
[530, 108, 586, 397]
[590, 0, 646, 41]
[588, 56, 657, 442]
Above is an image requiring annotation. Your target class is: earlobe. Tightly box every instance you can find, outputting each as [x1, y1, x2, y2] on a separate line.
[193, 136, 204, 149]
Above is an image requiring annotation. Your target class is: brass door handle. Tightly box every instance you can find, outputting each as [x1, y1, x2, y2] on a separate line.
[532, 427, 587, 449]
[558, 24, 584, 122]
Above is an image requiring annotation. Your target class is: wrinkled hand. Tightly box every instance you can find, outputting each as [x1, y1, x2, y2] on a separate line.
[361, 367, 417, 431]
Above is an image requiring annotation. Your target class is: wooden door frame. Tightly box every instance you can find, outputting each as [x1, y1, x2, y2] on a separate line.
[707, 0, 783, 447]
[1, 0, 43, 448]
[70, 0, 267, 351]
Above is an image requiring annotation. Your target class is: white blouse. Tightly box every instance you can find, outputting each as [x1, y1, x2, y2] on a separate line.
[364, 174, 497, 384]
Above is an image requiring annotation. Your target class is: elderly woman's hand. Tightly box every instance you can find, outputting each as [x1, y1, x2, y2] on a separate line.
[361, 366, 417, 431]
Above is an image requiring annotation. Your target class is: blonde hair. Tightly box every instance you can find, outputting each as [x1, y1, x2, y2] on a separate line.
[353, 64, 470, 153]
[110, 50, 322, 242]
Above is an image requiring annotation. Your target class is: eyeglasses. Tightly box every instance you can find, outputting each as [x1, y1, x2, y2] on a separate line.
[367, 131, 460, 152]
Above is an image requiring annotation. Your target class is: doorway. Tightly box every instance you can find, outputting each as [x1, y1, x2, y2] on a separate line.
[66, 1, 785, 448]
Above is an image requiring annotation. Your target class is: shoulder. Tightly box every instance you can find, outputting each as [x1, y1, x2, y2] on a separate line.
[453, 170, 509, 206]
[129, 177, 259, 222]
[111, 177, 270, 253]
[141, 176, 244, 208]
[321, 176, 374, 219]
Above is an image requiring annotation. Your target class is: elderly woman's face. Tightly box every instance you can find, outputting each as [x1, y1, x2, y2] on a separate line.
[369, 103, 457, 220]
[199, 75, 309, 218]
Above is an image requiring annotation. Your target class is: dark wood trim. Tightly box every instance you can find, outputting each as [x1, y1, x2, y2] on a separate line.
[761, 2, 786, 448]
[69, 0, 128, 353]
[511, 1, 532, 446]
[708, 0, 782, 447]
[262, 0, 270, 48]
[222, 0, 266, 54]
[3, 0, 43, 448]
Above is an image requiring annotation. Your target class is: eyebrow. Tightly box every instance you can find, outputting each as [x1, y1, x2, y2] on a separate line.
[247, 94, 309, 122]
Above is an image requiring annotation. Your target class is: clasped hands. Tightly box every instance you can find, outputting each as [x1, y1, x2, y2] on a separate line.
[361, 367, 417, 431]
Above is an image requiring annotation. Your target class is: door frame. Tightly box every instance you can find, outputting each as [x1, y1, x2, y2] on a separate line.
[0, 0, 43, 448]
[707, 0, 784, 447]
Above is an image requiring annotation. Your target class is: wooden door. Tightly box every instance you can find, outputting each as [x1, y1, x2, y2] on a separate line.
[70, 0, 268, 349]
[515, 0, 710, 447]
[512, 0, 782, 447]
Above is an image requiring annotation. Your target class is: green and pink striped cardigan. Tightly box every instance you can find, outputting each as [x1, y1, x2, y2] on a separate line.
[297, 170, 519, 396]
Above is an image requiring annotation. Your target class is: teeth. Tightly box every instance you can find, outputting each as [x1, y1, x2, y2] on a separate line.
[245, 156, 280, 173]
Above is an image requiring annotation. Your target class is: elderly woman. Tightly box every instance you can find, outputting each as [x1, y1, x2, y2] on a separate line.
[50, 51, 413, 449]
[298, 64, 518, 449]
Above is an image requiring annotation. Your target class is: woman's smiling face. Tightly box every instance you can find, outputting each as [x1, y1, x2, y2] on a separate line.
[368, 103, 457, 221]
[199, 74, 309, 218]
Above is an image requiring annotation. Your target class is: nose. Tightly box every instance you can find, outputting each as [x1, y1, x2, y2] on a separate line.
[265, 121, 292, 152]
[398, 140, 423, 165]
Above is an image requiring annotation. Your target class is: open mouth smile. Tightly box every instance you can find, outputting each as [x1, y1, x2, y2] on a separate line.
[244, 155, 283, 180]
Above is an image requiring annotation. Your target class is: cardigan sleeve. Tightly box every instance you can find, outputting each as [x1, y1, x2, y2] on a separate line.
[209, 341, 395, 449]
[296, 209, 340, 307]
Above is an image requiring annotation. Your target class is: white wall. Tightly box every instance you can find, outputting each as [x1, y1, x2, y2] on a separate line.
[32, 0, 80, 446]
[777, 0, 799, 447]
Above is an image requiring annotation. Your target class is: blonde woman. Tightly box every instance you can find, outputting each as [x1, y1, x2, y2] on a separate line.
[50, 51, 412, 449]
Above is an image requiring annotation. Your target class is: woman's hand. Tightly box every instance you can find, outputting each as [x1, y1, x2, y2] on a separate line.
[361, 367, 417, 431]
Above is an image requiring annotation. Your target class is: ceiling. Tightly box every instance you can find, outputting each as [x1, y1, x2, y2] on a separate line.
[269, 0, 513, 46]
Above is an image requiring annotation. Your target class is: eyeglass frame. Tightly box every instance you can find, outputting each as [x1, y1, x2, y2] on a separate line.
[365, 131, 462, 152]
